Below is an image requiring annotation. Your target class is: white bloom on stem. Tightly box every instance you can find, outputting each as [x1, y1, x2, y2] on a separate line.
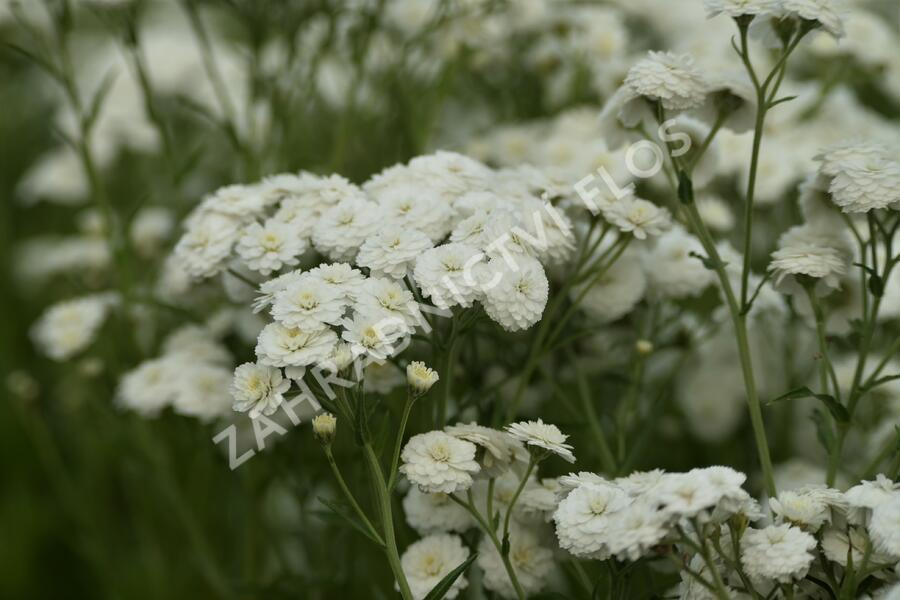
[827, 156, 900, 213]
[605, 499, 670, 561]
[172, 363, 234, 421]
[252, 270, 305, 314]
[779, 0, 845, 39]
[402, 488, 473, 534]
[413, 243, 486, 309]
[341, 309, 408, 361]
[445, 422, 527, 478]
[740, 524, 816, 583]
[355, 277, 421, 328]
[307, 262, 366, 299]
[477, 525, 554, 599]
[230, 362, 290, 418]
[644, 228, 714, 299]
[481, 256, 549, 332]
[845, 474, 900, 511]
[255, 322, 337, 368]
[407, 361, 439, 393]
[553, 481, 630, 559]
[870, 496, 900, 558]
[622, 51, 709, 112]
[116, 357, 178, 416]
[174, 211, 240, 278]
[312, 196, 380, 262]
[271, 274, 348, 330]
[236, 219, 307, 276]
[703, 0, 778, 19]
[400, 431, 480, 494]
[199, 183, 271, 220]
[572, 251, 646, 324]
[506, 419, 575, 462]
[769, 486, 846, 531]
[32, 294, 116, 361]
[356, 226, 434, 279]
[603, 197, 672, 240]
[400, 533, 470, 600]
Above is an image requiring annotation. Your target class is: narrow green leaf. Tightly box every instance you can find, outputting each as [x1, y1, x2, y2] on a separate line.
[677, 170, 693, 204]
[767, 386, 849, 422]
[768, 95, 798, 109]
[812, 408, 836, 454]
[423, 553, 477, 600]
[862, 374, 900, 393]
[316, 496, 383, 548]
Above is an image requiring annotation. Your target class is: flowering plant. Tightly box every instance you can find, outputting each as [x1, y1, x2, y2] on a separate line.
[5, 0, 900, 598]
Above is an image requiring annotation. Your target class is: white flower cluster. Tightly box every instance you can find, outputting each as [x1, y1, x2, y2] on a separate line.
[117, 326, 234, 421]
[31, 292, 119, 361]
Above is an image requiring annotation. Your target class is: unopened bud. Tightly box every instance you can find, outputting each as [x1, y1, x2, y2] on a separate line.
[635, 339, 654, 356]
[312, 412, 337, 445]
[407, 361, 439, 394]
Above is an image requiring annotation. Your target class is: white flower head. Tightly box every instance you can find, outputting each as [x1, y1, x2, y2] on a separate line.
[704, 0, 778, 19]
[32, 294, 116, 361]
[779, 0, 845, 39]
[402, 488, 473, 535]
[312, 196, 380, 262]
[400, 534, 470, 600]
[481, 256, 549, 332]
[445, 423, 527, 478]
[623, 51, 709, 112]
[770, 486, 846, 531]
[355, 277, 422, 328]
[870, 496, 900, 558]
[553, 481, 630, 559]
[230, 362, 290, 418]
[413, 243, 486, 310]
[341, 309, 409, 361]
[477, 525, 553, 598]
[172, 363, 233, 421]
[236, 218, 307, 276]
[174, 211, 241, 279]
[506, 419, 575, 463]
[255, 322, 337, 368]
[768, 239, 848, 296]
[271, 274, 349, 330]
[407, 361, 439, 393]
[307, 262, 366, 299]
[252, 270, 305, 314]
[356, 226, 434, 279]
[603, 197, 672, 240]
[400, 431, 480, 494]
[740, 524, 817, 583]
[116, 357, 178, 416]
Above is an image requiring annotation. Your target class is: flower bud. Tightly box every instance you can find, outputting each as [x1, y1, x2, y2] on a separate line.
[312, 412, 337, 445]
[635, 339, 654, 356]
[407, 361, 439, 394]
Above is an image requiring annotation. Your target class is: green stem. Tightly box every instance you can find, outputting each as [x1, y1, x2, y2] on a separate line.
[324, 448, 384, 546]
[502, 456, 537, 547]
[805, 287, 842, 402]
[362, 443, 413, 600]
[388, 390, 416, 490]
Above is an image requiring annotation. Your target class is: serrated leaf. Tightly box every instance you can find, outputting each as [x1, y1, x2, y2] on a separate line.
[767, 386, 849, 422]
[316, 496, 383, 547]
[423, 553, 477, 600]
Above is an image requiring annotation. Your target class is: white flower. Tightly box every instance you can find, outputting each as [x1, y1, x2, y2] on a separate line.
[654, 471, 727, 520]
[768, 239, 848, 295]
[704, 0, 778, 19]
[355, 277, 421, 328]
[402, 488, 473, 534]
[271, 274, 348, 330]
[605, 500, 670, 561]
[482, 256, 549, 332]
[400, 431, 480, 494]
[870, 496, 900, 558]
[356, 226, 434, 279]
[375, 183, 456, 242]
[821, 526, 884, 567]
[161, 326, 231, 365]
[311, 412, 337, 443]
[236, 219, 307, 276]
[172, 364, 233, 421]
[341, 309, 408, 361]
[623, 51, 709, 112]
[312, 196, 380, 261]
[506, 419, 575, 462]
[445, 423, 527, 478]
[827, 156, 900, 213]
[230, 362, 291, 418]
[740, 524, 817, 583]
[129, 206, 174, 256]
[573, 251, 646, 324]
[780, 0, 845, 39]
[255, 322, 337, 368]
[603, 197, 672, 240]
[32, 294, 116, 361]
[845, 474, 900, 510]
[477, 525, 554, 598]
[117, 357, 178, 416]
[400, 534, 470, 600]
[199, 183, 271, 220]
[769, 486, 846, 531]
[553, 481, 630, 559]
[307, 263, 366, 299]
[407, 361, 439, 393]
[413, 243, 486, 310]
[252, 270, 305, 313]
[174, 211, 241, 278]
[644, 228, 714, 299]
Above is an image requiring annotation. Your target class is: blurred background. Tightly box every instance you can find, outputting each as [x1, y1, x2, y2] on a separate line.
[2, 0, 899, 598]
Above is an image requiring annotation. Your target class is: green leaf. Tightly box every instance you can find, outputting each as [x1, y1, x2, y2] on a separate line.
[315, 496, 383, 548]
[688, 251, 720, 271]
[84, 69, 118, 132]
[868, 274, 884, 297]
[677, 170, 693, 204]
[862, 374, 900, 393]
[768, 95, 798, 109]
[812, 408, 836, 454]
[767, 386, 849, 422]
[423, 553, 477, 600]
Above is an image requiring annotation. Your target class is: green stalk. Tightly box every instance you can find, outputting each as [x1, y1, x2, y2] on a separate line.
[324, 447, 384, 546]
[363, 443, 413, 600]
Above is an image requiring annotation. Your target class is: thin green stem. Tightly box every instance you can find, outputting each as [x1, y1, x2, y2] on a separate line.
[502, 456, 537, 548]
[324, 448, 384, 546]
[388, 390, 416, 491]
